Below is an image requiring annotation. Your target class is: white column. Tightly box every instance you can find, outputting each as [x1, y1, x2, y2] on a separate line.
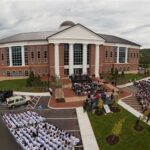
[21, 46, 25, 66]
[9, 47, 12, 66]
[69, 43, 74, 75]
[83, 44, 87, 74]
[117, 47, 119, 63]
[125, 47, 128, 63]
[54, 43, 60, 76]
[95, 44, 99, 77]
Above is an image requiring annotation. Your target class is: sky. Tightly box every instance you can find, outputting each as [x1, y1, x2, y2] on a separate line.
[0, 0, 150, 48]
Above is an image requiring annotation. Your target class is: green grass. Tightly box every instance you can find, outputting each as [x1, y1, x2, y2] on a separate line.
[0, 79, 48, 92]
[116, 73, 149, 85]
[88, 106, 150, 150]
[0, 79, 27, 91]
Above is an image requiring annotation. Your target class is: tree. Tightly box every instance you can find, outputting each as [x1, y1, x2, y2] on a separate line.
[112, 118, 125, 137]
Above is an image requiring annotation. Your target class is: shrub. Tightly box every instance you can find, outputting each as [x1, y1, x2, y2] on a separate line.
[112, 118, 125, 137]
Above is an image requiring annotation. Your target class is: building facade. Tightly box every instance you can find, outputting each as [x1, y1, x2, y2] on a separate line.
[0, 21, 140, 78]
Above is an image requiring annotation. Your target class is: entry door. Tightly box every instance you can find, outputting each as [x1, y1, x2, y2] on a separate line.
[74, 68, 82, 75]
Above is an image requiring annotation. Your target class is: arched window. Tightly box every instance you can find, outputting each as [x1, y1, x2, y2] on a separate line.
[18, 71, 22, 76]
[25, 70, 29, 76]
[7, 71, 10, 76]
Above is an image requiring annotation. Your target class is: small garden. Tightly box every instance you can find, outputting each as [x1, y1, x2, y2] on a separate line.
[0, 72, 62, 92]
[88, 105, 150, 150]
[101, 68, 150, 85]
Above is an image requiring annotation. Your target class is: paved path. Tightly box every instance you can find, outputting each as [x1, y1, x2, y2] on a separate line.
[122, 86, 143, 113]
[76, 107, 99, 150]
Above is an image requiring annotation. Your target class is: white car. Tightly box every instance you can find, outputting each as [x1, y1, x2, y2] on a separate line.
[7, 95, 31, 108]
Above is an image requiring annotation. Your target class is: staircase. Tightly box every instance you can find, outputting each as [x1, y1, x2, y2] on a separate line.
[121, 86, 143, 113]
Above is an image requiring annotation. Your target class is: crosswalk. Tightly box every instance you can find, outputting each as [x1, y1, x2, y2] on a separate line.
[26, 96, 41, 109]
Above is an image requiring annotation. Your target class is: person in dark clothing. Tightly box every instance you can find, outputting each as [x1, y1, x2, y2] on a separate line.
[147, 112, 150, 122]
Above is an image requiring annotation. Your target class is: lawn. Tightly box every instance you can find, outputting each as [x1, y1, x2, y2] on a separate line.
[88, 106, 150, 150]
[0, 79, 48, 92]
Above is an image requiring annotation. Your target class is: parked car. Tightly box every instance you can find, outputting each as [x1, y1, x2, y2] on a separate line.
[0, 91, 13, 102]
[6, 95, 31, 108]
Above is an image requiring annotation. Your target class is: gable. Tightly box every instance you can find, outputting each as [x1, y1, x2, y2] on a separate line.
[48, 24, 105, 42]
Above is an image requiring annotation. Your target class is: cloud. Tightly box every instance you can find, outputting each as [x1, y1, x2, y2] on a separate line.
[0, 0, 150, 48]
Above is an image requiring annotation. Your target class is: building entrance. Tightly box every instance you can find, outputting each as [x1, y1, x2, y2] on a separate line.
[74, 68, 82, 75]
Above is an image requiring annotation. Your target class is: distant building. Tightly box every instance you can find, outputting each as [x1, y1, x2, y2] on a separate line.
[0, 21, 140, 77]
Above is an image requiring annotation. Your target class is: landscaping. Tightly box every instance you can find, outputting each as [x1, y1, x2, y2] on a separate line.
[88, 105, 150, 150]
[0, 73, 62, 92]
[102, 73, 150, 85]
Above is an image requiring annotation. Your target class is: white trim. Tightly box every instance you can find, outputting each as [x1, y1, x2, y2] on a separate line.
[83, 44, 87, 74]
[21, 46, 25, 66]
[0, 41, 48, 48]
[125, 47, 128, 63]
[9, 47, 12, 67]
[54, 43, 60, 76]
[105, 42, 140, 49]
[69, 43, 74, 75]
[65, 65, 90, 69]
[117, 46, 119, 63]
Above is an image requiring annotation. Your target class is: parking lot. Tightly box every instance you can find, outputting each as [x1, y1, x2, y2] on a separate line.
[0, 96, 84, 150]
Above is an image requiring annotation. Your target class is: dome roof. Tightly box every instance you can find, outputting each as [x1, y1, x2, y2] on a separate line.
[60, 21, 75, 27]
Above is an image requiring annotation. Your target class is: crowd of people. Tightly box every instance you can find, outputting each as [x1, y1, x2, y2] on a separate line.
[81, 82, 115, 112]
[3, 111, 45, 129]
[134, 79, 150, 112]
[2, 111, 80, 150]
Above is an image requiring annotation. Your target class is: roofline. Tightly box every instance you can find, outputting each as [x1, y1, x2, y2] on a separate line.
[46, 23, 106, 41]
[0, 39, 47, 45]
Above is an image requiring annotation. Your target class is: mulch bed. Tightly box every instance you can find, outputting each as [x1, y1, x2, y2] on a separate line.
[106, 135, 119, 145]
[134, 124, 144, 132]
[110, 106, 120, 113]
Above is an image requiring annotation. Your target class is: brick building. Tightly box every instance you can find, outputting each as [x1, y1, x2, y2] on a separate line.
[0, 21, 140, 78]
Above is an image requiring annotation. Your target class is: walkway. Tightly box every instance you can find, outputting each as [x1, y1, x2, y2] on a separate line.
[76, 107, 99, 150]
[121, 86, 143, 113]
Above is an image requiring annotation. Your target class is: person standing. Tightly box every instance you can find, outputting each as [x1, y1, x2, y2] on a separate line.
[147, 112, 150, 123]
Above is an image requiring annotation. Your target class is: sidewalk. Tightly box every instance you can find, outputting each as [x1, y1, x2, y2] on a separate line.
[14, 91, 50, 96]
[76, 107, 99, 150]
[117, 76, 150, 88]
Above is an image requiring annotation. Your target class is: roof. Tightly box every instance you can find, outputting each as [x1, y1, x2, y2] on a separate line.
[60, 21, 75, 27]
[0, 31, 56, 44]
[98, 33, 140, 46]
[0, 24, 140, 47]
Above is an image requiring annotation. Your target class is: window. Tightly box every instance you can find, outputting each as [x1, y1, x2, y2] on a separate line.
[130, 53, 132, 58]
[87, 45, 90, 65]
[44, 47, 48, 63]
[12, 46, 22, 66]
[25, 46, 28, 65]
[137, 53, 138, 58]
[6, 48, 10, 66]
[25, 70, 29, 76]
[45, 68, 48, 74]
[37, 47, 41, 64]
[64, 69, 69, 76]
[110, 51, 113, 57]
[7, 71, 10, 76]
[1, 49, 4, 65]
[74, 44, 83, 65]
[18, 71, 22, 76]
[64, 44, 69, 65]
[105, 48, 109, 62]
[119, 47, 126, 63]
[31, 47, 34, 64]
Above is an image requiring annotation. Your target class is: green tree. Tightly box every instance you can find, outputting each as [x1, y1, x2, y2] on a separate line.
[112, 118, 125, 137]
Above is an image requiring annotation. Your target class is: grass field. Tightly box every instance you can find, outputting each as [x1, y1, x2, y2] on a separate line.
[88, 106, 150, 150]
[0, 79, 48, 92]
[116, 73, 150, 85]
